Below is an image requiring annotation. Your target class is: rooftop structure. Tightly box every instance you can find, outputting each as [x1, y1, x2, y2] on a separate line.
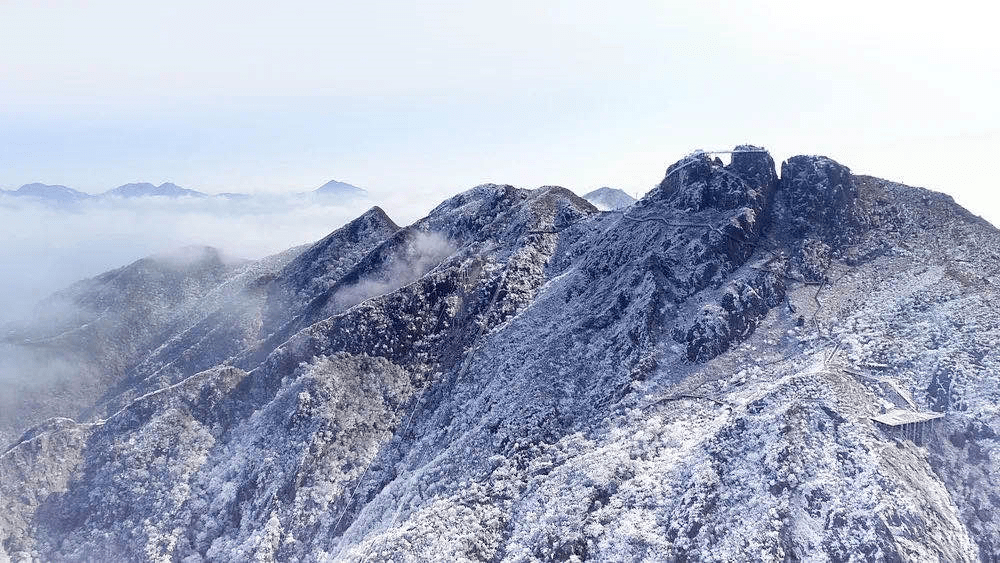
[872, 409, 944, 427]
[872, 409, 945, 446]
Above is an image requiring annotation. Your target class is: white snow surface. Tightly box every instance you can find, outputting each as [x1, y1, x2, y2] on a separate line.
[582, 187, 636, 211]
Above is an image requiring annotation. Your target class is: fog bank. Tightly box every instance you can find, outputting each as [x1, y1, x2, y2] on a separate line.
[0, 194, 378, 325]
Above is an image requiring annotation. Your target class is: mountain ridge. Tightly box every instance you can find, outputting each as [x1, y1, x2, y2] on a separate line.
[2, 180, 373, 202]
[103, 182, 208, 198]
[2, 147, 999, 561]
[6, 183, 92, 202]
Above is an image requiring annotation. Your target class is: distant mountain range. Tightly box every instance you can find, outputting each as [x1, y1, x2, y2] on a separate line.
[0, 179, 369, 204]
[0, 181, 209, 202]
[103, 182, 207, 199]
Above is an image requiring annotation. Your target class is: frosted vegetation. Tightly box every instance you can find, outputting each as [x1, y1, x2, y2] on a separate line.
[2, 148, 999, 561]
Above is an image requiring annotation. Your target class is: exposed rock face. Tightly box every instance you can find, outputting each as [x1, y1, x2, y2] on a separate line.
[731, 144, 781, 190]
[655, 146, 778, 212]
[681, 268, 786, 362]
[777, 155, 865, 249]
[2, 147, 998, 561]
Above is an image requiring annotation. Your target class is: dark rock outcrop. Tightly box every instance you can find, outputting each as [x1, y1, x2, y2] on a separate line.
[776, 155, 865, 249]
[655, 146, 778, 212]
[681, 269, 786, 362]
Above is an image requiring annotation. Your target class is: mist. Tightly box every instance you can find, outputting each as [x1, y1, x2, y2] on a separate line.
[0, 193, 384, 326]
[334, 231, 457, 309]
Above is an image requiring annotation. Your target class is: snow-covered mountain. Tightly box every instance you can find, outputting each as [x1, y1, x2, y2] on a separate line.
[583, 186, 636, 210]
[103, 182, 208, 198]
[313, 180, 368, 199]
[0, 246, 245, 444]
[2, 146, 999, 561]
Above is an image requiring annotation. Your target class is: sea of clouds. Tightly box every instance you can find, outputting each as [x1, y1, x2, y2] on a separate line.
[0, 193, 388, 325]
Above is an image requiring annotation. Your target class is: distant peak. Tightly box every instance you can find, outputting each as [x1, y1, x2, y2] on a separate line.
[314, 180, 367, 197]
[18, 182, 70, 191]
[105, 182, 206, 198]
[10, 183, 90, 200]
[583, 187, 636, 211]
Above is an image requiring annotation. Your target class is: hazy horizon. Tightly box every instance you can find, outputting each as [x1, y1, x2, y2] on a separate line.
[2, 0, 999, 324]
[1, 0, 997, 223]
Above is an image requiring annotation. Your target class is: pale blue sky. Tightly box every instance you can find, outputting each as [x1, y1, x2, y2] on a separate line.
[1, 0, 998, 224]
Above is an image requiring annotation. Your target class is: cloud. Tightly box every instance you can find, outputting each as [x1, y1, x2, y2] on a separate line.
[333, 231, 457, 310]
[0, 194, 378, 326]
[0, 191, 449, 445]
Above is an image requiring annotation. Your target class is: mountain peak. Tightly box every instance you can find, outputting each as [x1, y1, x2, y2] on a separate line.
[357, 205, 397, 228]
[8, 183, 91, 201]
[313, 180, 367, 198]
[653, 146, 778, 212]
[583, 186, 636, 210]
[730, 144, 779, 187]
[104, 182, 207, 198]
[775, 154, 863, 249]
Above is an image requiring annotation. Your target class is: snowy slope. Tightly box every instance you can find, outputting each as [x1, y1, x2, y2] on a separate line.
[0, 208, 401, 444]
[3, 147, 1000, 561]
[0, 246, 242, 445]
[582, 187, 636, 211]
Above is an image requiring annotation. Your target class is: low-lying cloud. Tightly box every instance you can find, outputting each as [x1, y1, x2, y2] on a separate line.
[334, 231, 457, 310]
[0, 193, 377, 326]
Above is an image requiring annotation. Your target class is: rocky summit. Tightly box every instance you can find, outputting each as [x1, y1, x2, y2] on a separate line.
[2, 146, 999, 561]
[582, 187, 635, 211]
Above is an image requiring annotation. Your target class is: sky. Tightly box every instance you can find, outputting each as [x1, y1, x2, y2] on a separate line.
[0, 0, 998, 315]
[1, 0, 997, 220]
